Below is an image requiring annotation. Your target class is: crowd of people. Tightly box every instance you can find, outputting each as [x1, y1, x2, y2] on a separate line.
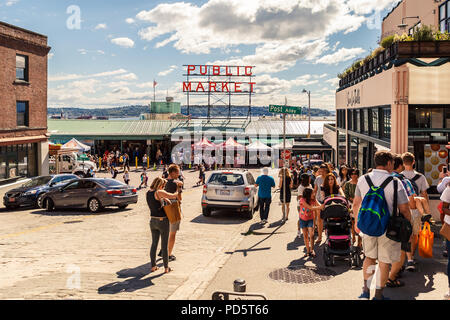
[253, 151, 449, 300]
[125, 147, 449, 300]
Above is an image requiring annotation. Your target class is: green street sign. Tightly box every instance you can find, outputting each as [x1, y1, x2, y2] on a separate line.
[269, 105, 303, 115]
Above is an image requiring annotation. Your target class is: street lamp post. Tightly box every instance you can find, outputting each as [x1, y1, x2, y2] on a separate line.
[302, 89, 311, 138]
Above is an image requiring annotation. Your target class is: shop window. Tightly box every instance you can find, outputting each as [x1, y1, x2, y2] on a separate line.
[409, 107, 446, 129]
[16, 101, 29, 127]
[18, 146, 28, 177]
[440, 1, 449, 32]
[0, 148, 6, 180]
[432, 108, 444, 129]
[446, 108, 450, 128]
[360, 109, 369, 135]
[347, 110, 353, 131]
[354, 110, 360, 133]
[372, 108, 379, 138]
[382, 108, 391, 139]
[16, 55, 28, 81]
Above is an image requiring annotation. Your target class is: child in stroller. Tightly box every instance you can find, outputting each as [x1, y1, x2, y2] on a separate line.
[321, 195, 363, 268]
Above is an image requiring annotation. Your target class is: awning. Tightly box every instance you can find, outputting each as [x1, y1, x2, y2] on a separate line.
[247, 140, 273, 152]
[62, 138, 91, 152]
[192, 138, 216, 150]
[216, 137, 245, 150]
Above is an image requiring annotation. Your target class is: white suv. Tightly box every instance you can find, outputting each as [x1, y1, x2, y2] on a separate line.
[201, 170, 258, 219]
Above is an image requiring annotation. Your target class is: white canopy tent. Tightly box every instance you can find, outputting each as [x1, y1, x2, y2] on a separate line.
[246, 140, 273, 152]
[62, 138, 91, 153]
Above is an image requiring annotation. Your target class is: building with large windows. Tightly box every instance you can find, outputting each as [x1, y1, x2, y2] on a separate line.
[0, 21, 51, 184]
[334, 0, 450, 194]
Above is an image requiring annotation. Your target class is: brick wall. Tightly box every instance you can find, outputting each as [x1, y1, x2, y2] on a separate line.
[0, 22, 50, 141]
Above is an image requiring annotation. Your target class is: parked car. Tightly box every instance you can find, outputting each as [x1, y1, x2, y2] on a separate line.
[41, 178, 138, 213]
[201, 170, 258, 219]
[3, 174, 79, 210]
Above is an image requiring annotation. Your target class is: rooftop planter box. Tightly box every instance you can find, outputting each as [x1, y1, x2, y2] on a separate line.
[395, 40, 450, 58]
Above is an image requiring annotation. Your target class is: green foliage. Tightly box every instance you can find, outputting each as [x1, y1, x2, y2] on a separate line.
[338, 24, 450, 82]
[380, 35, 395, 49]
[412, 25, 434, 41]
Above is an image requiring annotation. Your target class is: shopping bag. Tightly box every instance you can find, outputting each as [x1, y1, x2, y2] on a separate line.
[162, 200, 182, 224]
[418, 222, 434, 258]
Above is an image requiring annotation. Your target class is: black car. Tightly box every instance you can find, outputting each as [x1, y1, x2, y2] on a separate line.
[41, 178, 138, 213]
[3, 174, 79, 210]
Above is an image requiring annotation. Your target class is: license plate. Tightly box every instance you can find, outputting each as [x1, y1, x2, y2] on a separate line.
[219, 190, 230, 196]
[9, 198, 15, 202]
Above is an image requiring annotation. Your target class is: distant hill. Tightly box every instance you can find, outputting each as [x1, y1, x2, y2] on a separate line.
[48, 105, 335, 118]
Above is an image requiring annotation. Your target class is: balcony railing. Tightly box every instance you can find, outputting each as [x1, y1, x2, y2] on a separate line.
[338, 41, 450, 89]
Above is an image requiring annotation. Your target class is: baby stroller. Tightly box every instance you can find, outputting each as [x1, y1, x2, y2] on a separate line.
[320, 195, 363, 268]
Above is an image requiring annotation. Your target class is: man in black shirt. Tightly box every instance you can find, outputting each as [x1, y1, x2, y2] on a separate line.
[159, 164, 183, 261]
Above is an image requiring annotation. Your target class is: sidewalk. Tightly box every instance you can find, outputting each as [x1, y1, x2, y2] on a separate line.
[200, 194, 449, 300]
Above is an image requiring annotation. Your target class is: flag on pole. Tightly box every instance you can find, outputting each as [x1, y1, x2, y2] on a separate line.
[153, 80, 157, 88]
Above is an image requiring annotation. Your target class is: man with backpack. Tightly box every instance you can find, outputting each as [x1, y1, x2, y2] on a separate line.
[401, 152, 430, 269]
[387, 155, 418, 287]
[353, 151, 412, 300]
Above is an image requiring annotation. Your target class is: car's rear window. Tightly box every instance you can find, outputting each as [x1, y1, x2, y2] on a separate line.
[97, 179, 126, 187]
[208, 173, 245, 186]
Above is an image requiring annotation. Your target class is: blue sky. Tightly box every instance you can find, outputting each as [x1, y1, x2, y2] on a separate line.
[0, 0, 401, 110]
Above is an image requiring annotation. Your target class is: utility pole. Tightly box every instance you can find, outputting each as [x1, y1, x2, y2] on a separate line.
[302, 89, 311, 138]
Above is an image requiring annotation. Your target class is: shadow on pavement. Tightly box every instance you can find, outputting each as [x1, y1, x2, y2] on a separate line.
[384, 233, 448, 300]
[28, 207, 130, 217]
[287, 236, 304, 251]
[226, 223, 285, 257]
[99, 262, 164, 294]
[190, 210, 248, 225]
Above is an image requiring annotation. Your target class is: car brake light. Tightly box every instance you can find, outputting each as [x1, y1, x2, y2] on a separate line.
[244, 187, 250, 196]
[203, 185, 207, 194]
[132, 189, 137, 193]
[106, 190, 122, 195]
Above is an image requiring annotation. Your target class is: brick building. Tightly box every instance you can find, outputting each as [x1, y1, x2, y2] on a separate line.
[0, 21, 51, 184]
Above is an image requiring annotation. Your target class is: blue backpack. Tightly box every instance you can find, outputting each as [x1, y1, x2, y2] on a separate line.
[357, 176, 393, 237]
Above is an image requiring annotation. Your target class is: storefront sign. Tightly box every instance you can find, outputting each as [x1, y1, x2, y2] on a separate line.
[347, 88, 361, 107]
[183, 65, 255, 93]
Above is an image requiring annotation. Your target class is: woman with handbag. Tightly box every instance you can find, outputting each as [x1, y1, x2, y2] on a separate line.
[147, 177, 181, 274]
[440, 186, 450, 300]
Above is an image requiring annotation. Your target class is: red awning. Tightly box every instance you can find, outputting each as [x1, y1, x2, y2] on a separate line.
[192, 138, 216, 150]
[216, 137, 245, 150]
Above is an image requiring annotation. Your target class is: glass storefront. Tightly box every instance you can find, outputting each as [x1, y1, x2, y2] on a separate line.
[0, 143, 38, 182]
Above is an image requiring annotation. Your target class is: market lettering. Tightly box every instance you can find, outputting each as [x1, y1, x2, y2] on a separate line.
[183, 81, 255, 93]
[186, 65, 253, 76]
[183, 65, 256, 93]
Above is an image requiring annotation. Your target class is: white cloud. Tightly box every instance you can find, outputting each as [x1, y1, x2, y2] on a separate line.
[126, 18, 135, 24]
[115, 73, 138, 81]
[326, 77, 340, 87]
[111, 37, 135, 48]
[158, 65, 178, 76]
[315, 47, 366, 65]
[346, 0, 400, 15]
[95, 23, 107, 30]
[136, 0, 366, 55]
[49, 69, 128, 82]
[48, 53, 54, 59]
[6, 0, 19, 6]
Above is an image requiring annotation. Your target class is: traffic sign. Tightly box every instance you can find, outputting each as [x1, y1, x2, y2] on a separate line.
[269, 105, 303, 115]
[281, 150, 291, 160]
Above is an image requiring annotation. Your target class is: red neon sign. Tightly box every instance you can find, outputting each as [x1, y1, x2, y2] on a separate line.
[183, 65, 255, 93]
